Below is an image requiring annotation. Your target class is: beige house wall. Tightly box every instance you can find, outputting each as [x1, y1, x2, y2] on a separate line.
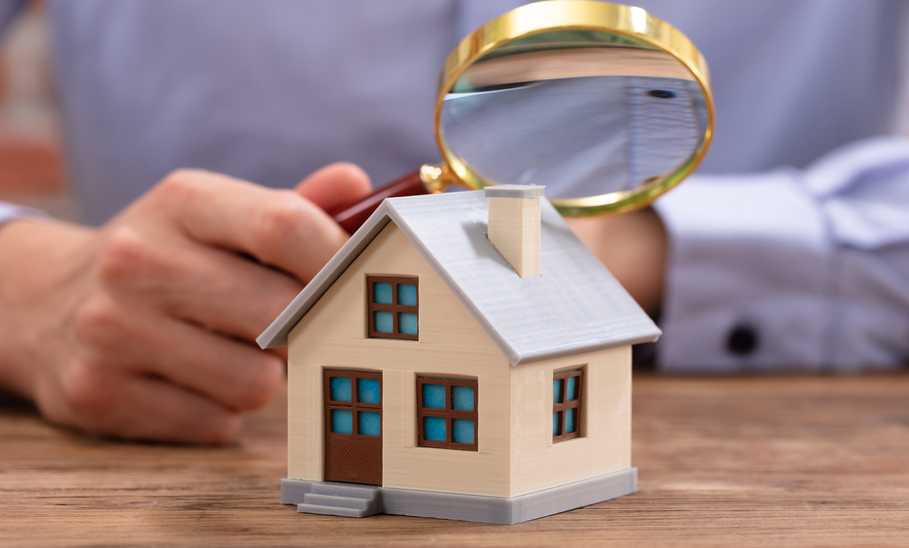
[509, 346, 632, 497]
[286, 222, 512, 497]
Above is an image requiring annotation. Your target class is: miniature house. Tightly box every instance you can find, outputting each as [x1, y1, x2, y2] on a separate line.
[257, 185, 660, 524]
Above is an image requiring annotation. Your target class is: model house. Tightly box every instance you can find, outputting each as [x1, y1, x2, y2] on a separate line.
[257, 185, 660, 524]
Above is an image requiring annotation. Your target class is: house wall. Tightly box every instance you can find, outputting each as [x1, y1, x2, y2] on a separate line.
[509, 345, 632, 497]
[286, 223, 512, 497]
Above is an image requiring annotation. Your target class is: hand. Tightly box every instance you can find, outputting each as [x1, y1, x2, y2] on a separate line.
[568, 207, 667, 316]
[0, 163, 371, 443]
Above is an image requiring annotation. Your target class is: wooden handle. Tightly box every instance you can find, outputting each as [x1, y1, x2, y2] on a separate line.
[327, 170, 428, 233]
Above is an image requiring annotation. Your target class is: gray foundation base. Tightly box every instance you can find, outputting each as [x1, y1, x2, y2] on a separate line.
[281, 467, 637, 524]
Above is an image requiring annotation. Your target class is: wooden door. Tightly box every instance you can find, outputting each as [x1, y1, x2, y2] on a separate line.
[323, 369, 382, 485]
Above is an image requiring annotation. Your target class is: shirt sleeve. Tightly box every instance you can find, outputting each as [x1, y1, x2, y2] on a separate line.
[0, 201, 44, 227]
[654, 137, 909, 373]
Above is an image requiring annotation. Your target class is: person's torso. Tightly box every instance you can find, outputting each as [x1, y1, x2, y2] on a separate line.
[45, 0, 905, 224]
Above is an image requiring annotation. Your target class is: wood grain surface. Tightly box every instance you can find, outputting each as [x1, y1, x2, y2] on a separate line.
[2, 373, 908, 547]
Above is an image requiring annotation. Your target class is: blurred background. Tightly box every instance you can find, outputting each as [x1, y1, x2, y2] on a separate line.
[0, 1, 73, 220]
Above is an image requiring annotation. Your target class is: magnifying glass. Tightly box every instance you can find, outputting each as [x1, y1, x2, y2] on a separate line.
[327, 0, 714, 232]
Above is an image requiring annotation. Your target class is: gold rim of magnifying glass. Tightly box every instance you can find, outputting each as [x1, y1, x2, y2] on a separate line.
[425, 0, 715, 216]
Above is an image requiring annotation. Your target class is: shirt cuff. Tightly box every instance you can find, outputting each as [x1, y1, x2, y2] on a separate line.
[0, 202, 46, 228]
[653, 171, 832, 373]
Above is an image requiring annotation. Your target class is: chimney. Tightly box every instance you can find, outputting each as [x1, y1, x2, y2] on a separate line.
[485, 185, 544, 278]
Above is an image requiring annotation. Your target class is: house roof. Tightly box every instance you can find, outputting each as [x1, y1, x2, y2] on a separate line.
[257, 190, 660, 365]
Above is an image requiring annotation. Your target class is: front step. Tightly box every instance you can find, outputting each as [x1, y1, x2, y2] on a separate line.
[303, 493, 370, 511]
[296, 483, 381, 518]
[297, 502, 372, 518]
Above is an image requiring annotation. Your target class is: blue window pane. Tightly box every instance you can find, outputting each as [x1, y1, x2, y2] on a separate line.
[553, 412, 560, 436]
[399, 312, 418, 335]
[357, 378, 380, 404]
[566, 408, 577, 433]
[331, 409, 352, 434]
[373, 282, 392, 304]
[452, 386, 475, 411]
[453, 419, 475, 444]
[398, 283, 417, 306]
[422, 384, 445, 409]
[358, 411, 381, 436]
[374, 311, 393, 333]
[329, 377, 352, 402]
[553, 379, 563, 403]
[423, 416, 446, 442]
[566, 376, 578, 401]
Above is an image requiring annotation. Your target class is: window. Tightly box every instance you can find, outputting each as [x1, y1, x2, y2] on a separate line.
[553, 368, 583, 442]
[416, 376, 477, 451]
[367, 276, 418, 340]
[324, 369, 382, 437]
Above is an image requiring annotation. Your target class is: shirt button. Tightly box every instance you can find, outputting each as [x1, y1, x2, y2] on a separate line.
[727, 323, 759, 356]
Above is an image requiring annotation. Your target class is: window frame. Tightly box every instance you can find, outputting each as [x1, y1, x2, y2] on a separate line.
[366, 275, 419, 340]
[323, 368, 383, 438]
[415, 375, 478, 451]
[552, 367, 584, 443]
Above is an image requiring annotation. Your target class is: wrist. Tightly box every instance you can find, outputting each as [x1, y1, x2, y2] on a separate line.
[0, 218, 95, 398]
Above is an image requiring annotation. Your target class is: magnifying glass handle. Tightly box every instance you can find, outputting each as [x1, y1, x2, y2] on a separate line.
[327, 169, 428, 233]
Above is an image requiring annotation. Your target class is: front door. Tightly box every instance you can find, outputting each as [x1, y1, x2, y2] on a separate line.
[323, 368, 382, 485]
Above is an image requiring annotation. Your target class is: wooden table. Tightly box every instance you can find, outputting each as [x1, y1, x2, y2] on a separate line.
[3, 374, 908, 547]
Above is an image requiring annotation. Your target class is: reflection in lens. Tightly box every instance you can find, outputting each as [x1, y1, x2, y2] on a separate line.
[440, 42, 709, 200]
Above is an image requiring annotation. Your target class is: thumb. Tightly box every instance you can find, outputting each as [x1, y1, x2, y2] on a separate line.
[295, 162, 372, 212]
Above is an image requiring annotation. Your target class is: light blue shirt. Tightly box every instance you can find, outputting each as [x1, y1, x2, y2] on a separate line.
[1, 0, 907, 371]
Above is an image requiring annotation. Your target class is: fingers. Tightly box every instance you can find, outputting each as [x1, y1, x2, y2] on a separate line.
[295, 162, 372, 213]
[165, 244, 304, 340]
[50, 363, 242, 444]
[73, 293, 283, 413]
[95, 223, 303, 341]
[154, 169, 347, 282]
[141, 317, 284, 413]
[124, 376, 243, 443]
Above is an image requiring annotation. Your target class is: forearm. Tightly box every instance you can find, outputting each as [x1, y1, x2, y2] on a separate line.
[0, 218, 95, 398]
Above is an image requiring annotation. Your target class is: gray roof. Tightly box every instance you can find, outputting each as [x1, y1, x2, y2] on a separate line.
[257, 190, 660, 365]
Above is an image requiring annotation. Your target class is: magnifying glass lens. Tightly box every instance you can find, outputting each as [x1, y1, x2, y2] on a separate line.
[440, 31, 711, 210]
[443, 74, 708, 199]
